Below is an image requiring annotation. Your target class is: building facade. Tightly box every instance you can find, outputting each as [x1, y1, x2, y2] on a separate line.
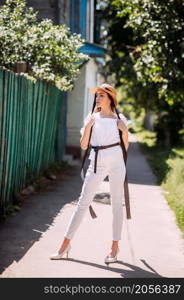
[66, 0, 106, 158]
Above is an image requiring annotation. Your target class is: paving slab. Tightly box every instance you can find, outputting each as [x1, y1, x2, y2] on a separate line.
[0, 135, 184, 278]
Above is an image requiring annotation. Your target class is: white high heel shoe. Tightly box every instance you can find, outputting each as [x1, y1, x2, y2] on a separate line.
[50, 244, 71, 260]
[104, 248, 119, 264]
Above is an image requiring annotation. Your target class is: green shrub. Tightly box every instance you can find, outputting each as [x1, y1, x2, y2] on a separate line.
[0, 0, 89, 90]
[135, 128, 184, 235]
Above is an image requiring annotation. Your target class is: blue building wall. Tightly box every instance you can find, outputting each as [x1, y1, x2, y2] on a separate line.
[70, 0, 87, 38]
[79, 0, 87, 38]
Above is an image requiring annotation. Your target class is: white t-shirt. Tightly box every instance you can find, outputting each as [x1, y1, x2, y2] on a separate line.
[80, 111, 131, 161]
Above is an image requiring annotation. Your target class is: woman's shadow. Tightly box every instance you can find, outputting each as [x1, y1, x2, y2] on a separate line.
[53, 257, 163, 278]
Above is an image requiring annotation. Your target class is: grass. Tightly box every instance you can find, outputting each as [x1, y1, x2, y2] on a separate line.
[133, 127, 184, 237]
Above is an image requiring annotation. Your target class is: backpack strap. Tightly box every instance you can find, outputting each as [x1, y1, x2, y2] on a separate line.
[80, 124, 97, 218]
[117, 120, 131, 219]
[80, 110, 131, 220]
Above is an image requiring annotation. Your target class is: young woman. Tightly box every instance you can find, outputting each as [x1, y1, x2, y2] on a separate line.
[50, 83, 129, 264]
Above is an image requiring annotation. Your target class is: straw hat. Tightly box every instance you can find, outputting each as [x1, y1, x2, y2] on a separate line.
[90, 83, 118, 106]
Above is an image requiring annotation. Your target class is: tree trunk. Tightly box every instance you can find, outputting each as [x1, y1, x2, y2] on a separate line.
[14, 61, 27, 73]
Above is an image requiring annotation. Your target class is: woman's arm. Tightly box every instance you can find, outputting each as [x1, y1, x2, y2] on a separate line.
[80, 115, 95, 150]
[121, 128, 129, 151]
[117, 118, 129, 151]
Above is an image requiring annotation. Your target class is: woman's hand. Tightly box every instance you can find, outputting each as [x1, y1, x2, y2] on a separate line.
[117, 119, 127, 133]
[86, 115, 95, 128]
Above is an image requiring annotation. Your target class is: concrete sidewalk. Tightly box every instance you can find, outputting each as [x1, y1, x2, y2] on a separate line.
[0, 135, 184, 278]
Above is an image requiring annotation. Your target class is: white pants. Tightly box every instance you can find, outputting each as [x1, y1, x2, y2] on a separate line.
[64, 145, 126, 241]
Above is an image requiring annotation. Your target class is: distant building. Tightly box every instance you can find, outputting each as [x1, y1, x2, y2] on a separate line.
[66, 0, 106, 158]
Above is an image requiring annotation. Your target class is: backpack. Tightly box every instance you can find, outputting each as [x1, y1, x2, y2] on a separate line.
[80, 106, 131, 220]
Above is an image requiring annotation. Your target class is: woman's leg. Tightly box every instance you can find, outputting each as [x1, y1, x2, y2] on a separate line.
[108, 154, 126, 256]
[57, 160, 108, 252]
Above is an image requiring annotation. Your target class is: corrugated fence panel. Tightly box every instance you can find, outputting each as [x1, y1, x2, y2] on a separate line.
[0, 68, 65, 215]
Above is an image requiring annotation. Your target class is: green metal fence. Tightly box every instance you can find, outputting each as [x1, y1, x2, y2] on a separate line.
[0, 68, 65, 215]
